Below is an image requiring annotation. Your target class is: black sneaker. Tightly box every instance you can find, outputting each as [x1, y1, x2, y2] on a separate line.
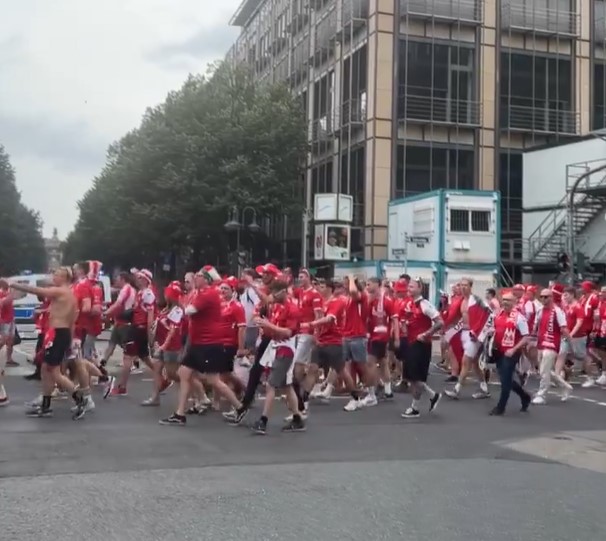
[26, 406, 53, 418]
[429, 392, 441, 413]
[250, 418, 267, 435]
[282, 417, 306, 432]
[401, 407, 420, 419]
[72, 399, 86, 421]
[383, 393, 394, 401]
[24, 370, 41, 381]
[225, 408, 248, 426]
[489, 407, 504, 416]
[185, 406, 201, 415]
[444, 375, 458, 383]
[159, 413, 186, 426]
[103, 376, 115, 399]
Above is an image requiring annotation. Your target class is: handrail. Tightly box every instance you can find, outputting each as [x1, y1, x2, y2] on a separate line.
[501, 2, 579, 35]
[499, 262, 515, 287]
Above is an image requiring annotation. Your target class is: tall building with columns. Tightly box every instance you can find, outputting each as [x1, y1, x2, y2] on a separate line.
[227, 0, 604, 272]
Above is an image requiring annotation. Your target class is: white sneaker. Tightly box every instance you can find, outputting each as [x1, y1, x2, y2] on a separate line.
[561, 384, 573, 402]
[581, 378, 596, 389]
[71, 396, 95, 413]
[309, 383, 324, 399]
[596, 374, 606, 386]
[344, 398, 361, 412]
[361, 394, 378, 408]
[532, 395, 547, 405]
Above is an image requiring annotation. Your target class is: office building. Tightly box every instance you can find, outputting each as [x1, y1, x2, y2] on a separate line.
[227, 0, 605, 276]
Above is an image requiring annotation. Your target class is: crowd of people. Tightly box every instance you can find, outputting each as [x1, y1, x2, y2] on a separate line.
[1, 261, 605, 433]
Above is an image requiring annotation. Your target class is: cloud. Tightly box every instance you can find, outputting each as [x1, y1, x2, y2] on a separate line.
[0, 0, 243, 238]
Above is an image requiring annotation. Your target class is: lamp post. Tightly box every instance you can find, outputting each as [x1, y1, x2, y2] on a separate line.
[224, 206, 261, 274]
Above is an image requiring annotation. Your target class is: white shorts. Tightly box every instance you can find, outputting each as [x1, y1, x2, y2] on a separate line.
[293, 334, 315, 365]
[461, 331, 481, 359]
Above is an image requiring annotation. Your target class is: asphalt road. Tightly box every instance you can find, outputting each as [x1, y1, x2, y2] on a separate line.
[1, 342, 606, 541]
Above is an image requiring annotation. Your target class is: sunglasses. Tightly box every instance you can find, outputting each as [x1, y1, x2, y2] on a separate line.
[539, 295, 551, 299]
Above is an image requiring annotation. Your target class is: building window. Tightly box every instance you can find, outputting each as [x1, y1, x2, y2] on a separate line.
[471, 210, 490, 232]
[398, 41, 477, 125]
[500, 51, 574, 133]
[340, 147, 365, 227]
[449, 209, 470, 232]
[311, 161, 333, 195]
[499, 152, 522, 235]
[395, 145, 475, 198]
[449, 209, 490, 232]
[501, 0, 576, 35]
[342, 46, 367, 122]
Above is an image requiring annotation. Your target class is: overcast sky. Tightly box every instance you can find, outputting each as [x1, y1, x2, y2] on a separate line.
[0, 0, 241, 238]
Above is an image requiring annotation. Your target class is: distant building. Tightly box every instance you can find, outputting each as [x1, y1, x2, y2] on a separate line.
[45, 228, 63, 270]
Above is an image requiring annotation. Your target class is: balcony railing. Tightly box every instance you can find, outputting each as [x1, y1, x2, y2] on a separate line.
[500, 100, 578, 134]
[501, 2, 579, 37]
[399, 0, 482, 24]
[339, 96, 367, 128]
[398, 87, 481, 126]
[311, 115, 334, 142]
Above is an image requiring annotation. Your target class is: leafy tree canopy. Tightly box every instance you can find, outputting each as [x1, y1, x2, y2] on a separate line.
[63, 63, 308, 271]
[0, 145, 47, 275]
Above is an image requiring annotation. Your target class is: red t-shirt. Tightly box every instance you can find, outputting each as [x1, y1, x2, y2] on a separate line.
[295, 286, 323, 335]
[217, 299, 246, 347]
[579, 293, 599, 335]
[317, 295, 346, 346]
[401, 297, 439, 343]
[536, 306, 567, 352]
[341, 293, 369, 338]
[133, 287, 156, 328]
[0, 290, 14, 323]
[87, 283, 104, 337]
[565, 302, 585, 338]
[155, 306, 184, 351]
[188, 287, 223, 346]
[35, 299, 51, 334]
[598, 300, 606, 337]
[395, 296, 412, 338]
[368, 293, 396, 342]
[267, 298, 300, 357]
[73, 279, 94, 333]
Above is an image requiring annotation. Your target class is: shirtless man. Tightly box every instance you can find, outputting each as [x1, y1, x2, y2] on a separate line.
[10, 267, 87, 419]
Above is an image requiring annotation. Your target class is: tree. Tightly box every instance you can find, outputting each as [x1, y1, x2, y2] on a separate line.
[63, 62, 308, 271]
[0, 146, 47, 275]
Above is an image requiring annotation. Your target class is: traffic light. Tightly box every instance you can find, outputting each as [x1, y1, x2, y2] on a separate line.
[557, 252, 569, 271]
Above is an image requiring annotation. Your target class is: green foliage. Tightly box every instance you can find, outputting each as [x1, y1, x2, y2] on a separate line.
[64, 63, 308, 269]
[0, 146, 47, 275]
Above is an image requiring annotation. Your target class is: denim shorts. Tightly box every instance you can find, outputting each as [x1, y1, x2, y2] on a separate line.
[342, 337, 367, 363]
[559, 336, 587, 360]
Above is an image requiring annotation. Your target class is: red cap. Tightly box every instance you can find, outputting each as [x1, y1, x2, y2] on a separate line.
[255, 263, 280, 276]
[222, 276, 239, 290]
[164, 281, 182, 302]
[513, 283, 525, 291]
[526, 285, 538, 293]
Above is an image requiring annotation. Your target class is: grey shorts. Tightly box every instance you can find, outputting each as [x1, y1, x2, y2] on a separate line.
[156, 350, 181, 363]
[82, 334, 96, 359]
[312, 344, 345, 372]
[0, 322, 14, 338]
[267, 355, 295, 388]
[343, 337, 368, 363]
[560, 336, 587, 360]
[293, 334, 315, 365]
[244, 327, 259, 350]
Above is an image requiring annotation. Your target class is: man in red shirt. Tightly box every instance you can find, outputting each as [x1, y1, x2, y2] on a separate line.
[307, 278, 360, 409]
[160, 266, 244, 426]
[488, 292, 531, 415]
[0, 279, 17, 369]
[366, 277, 399, 401]
[399, 277, 443, 419]
[292, 268, 323, 414]
[247, 278, 304, 435]
[578, 280, 601, 388]
[593, 286, 606, 386]
[532, 288, 572, 405]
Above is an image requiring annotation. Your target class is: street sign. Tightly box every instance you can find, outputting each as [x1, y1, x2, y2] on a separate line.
[392, 248, 406, 256]
[409, 236, 429, 243]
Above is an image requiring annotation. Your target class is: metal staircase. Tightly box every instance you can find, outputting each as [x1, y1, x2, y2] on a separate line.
[525, 159, 606, 263]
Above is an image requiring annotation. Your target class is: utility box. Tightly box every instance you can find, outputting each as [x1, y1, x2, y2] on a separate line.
[388, 189, 500, 265]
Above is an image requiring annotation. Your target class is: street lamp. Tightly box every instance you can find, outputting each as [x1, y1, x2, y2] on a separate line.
[223, 206, 261, 272]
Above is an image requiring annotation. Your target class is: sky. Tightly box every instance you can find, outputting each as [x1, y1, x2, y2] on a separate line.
[0, 0, 242, 239]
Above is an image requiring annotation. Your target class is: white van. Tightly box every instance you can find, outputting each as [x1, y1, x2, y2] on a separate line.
[9, 273, 112, 340]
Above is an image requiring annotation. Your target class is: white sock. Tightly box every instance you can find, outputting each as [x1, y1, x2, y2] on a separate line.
[454, 382, 462, 393]
[411, 398, 420, 410]
[384, 381, 392, 395]
[0, 384, 6, 399]
[324, 383, 334, 397]
[367, 387, 376, 398]
[480, 381, 488, 393]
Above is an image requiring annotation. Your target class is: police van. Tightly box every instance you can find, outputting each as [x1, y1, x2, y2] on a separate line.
[9, 272, 112, 340]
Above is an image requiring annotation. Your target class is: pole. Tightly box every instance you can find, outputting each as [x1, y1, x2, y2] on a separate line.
[301, 210, 310, 269]
[403, 232, 408, 274]
[236, 213, 242, 276]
